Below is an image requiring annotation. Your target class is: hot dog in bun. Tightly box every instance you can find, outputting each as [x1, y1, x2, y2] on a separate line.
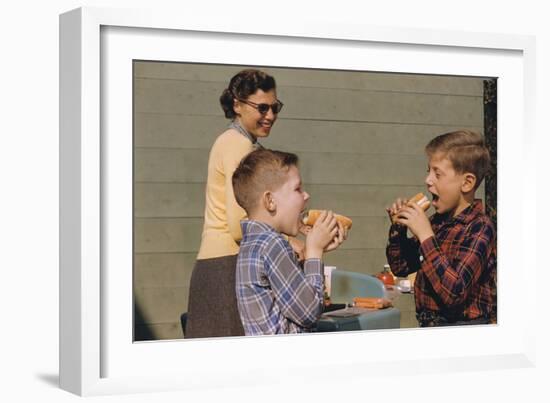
[302, 209, 353, 230]
[391, 192, 431, 223]
[353, 297, 392, 309]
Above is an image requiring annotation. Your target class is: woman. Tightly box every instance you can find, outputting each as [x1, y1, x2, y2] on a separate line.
[185, 69, 285, 338]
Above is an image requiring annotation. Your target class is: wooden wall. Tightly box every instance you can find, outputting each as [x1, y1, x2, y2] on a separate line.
[133, 62, 485, 340]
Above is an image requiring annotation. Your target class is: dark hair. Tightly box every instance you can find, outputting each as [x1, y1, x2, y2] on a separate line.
[220, 69, 277, 119]
[232, 148, 298, 214]
[425, 130, 490, 190]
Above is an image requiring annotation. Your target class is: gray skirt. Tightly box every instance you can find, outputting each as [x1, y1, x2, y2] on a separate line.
[185, 254, 245, 338]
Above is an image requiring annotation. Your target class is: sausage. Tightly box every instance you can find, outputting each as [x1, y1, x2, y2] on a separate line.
[302, 209, 353, 230]
[352, 297, 393, 309]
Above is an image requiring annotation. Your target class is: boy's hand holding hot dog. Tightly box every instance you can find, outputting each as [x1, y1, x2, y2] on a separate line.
[301, 209, 351, 241]
[386, 193, 434, 243]
[393, 201, 434, 243]
[305, 210, 343, 258]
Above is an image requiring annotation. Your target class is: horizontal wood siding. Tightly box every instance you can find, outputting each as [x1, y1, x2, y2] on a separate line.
[134, 62, 485, 340]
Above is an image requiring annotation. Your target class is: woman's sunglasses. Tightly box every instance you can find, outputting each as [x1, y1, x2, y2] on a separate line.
[238, 98, 284, 115]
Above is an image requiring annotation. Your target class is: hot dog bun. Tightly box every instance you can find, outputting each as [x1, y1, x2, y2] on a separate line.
[391, 192, 431, 223]
[353, 297, 392, 309]
[302, 209, 353, 230]
[409, 192, 431, 211]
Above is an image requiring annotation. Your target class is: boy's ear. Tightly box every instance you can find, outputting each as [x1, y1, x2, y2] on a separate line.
[262, 191, 276, 212]
[461, 172, 477, 193]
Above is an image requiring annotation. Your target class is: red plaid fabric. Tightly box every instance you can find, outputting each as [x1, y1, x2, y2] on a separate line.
[386, 199, 496, 325]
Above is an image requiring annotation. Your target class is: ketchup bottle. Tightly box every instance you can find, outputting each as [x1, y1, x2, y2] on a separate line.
[376, 264, 395, 286]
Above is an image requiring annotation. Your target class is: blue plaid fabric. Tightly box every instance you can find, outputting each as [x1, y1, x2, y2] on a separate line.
[236, 220, 324, 335]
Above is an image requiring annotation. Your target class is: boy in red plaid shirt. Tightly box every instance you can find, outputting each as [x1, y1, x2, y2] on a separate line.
[386, 130, 496, 327]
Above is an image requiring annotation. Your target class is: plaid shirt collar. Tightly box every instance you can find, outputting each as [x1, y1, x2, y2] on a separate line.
[240, 220, 277, 236]
[432, 199, 484, 226]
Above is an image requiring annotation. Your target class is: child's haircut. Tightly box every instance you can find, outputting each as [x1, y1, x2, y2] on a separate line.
[425, 130, 490, 190]
[232, 148, 299, 214]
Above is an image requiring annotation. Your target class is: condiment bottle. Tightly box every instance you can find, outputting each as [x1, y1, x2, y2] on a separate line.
[376, 264, 395, 286]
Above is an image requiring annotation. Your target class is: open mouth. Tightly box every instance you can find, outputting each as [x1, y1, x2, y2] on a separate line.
[430, 192, 440, 207]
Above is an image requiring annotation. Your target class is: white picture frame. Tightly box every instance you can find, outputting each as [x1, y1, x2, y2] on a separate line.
[60, 6, 537, 397]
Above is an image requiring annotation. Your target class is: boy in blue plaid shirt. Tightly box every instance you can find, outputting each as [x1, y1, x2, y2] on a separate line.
[232, 149, 346, 335]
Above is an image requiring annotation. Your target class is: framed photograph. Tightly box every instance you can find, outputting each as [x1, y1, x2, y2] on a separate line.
[131, 60, 497, 340]
[60, 6, 536, 396]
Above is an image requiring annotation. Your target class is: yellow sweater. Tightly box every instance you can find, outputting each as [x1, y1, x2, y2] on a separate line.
[197, 129, 256, 259]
